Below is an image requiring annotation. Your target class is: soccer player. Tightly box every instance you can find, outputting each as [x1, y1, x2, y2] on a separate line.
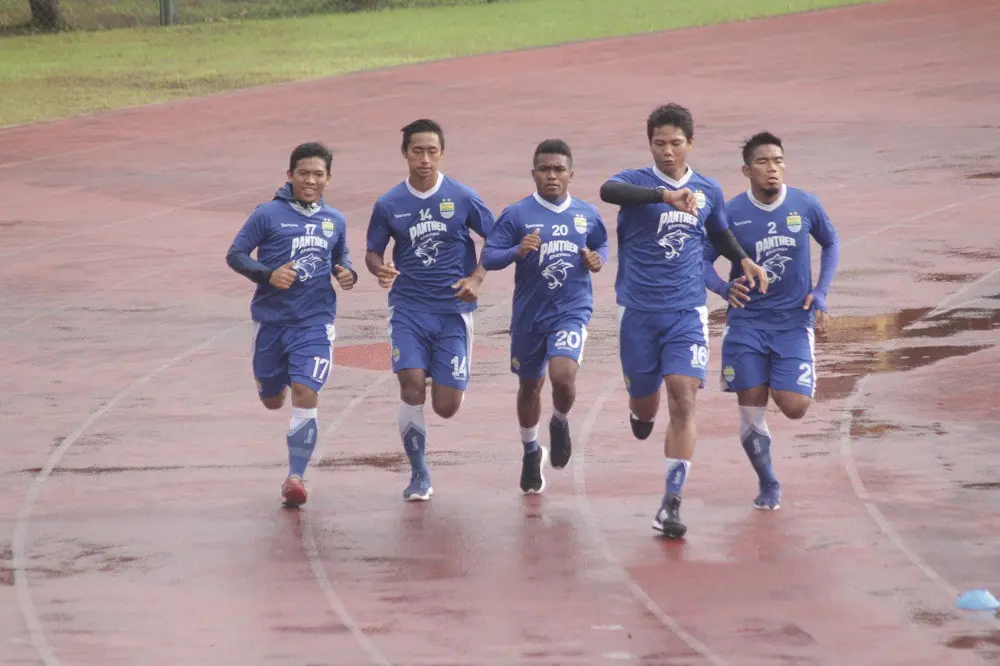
[365, 119, 496, 502]
[599, 103, 770, 539]
[481, 139, 609, 494]
[226, 141, 358, 508]
[703, 131, 840, 510]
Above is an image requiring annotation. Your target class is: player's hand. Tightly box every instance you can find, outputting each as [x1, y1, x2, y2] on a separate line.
[581, 248, 603, 273]
[333, 264, 356, 291]
[727, 275, 751, 308]
[803, 292, 831, 333]
[452, 274, 482, 302]
[517, 228, 541, 258]
[739, 257, 769, 294]
[661, 187, 697, 215]
[269, 261, 297, 289]
[376, 261, 399, 289]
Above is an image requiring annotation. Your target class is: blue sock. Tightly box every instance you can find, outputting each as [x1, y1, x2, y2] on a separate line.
[739, 406, 778, 486]
[398, 401, 428, 473]
[664, 458, 691, 501]
[287, 407, 318, 478]
[520, 425, 539, 454]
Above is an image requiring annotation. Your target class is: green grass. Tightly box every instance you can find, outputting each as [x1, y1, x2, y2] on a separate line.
[0, 0, 873, 127]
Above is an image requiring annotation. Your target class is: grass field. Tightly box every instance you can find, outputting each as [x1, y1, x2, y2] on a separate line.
[0, 0, 873, 128]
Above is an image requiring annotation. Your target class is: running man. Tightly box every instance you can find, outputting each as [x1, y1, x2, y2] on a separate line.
[226, 141, 358, 507]
[365, 118, 496, 502]
[481, 139, 609, 494]
[599, 103, 770, 538]
[703, 131, 840, 510]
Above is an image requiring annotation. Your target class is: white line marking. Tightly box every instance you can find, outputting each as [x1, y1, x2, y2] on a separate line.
[12, 324, 241, 666]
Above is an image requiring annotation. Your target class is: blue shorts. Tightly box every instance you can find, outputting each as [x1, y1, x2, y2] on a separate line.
[618, 305, 709, 398]
[252, 322, 336, 398]
[510, 317, 588, 379]
[720, 325, 816, 397]
[388, 306, 474, 391]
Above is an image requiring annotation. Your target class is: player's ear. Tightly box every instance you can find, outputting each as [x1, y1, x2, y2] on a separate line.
[741, 164, 751, 179]
[286, 169, 293, 182]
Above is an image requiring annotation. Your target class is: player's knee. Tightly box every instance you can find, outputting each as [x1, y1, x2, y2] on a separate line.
[398, 371, 427, 406]
[260, 395, 285, 410]
[518, 377, 545, 400]
[431, 394, 461, 419]
[780, 399, 810, 420]
[629, 394, 659, 422]
[290, 382, 318, 408]
[665, 385, 697, 421]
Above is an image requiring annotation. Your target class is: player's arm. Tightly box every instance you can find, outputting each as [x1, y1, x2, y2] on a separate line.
[704, 186, 768, 293]
[331, 216, 359, 290]
[702, 243, 729, 298]
[599, 171, 696, 213]
[581, 210, 610, 272]
[480, 207, 523, 271]
[453, 191, 495, 301]
[226, 210, 277, 285]
[364, 200, 400, 289]
[806, 198, 842, 313]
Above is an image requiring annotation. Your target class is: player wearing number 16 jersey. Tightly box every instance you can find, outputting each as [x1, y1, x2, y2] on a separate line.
[482, 139, 609, 494]
[226, 142, 359, 508]
[703, 131, 840, 511]
[365, 119, 496, 502]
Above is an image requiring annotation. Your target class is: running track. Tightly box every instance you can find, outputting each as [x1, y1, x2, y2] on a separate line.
[2, 0, 1000, 663]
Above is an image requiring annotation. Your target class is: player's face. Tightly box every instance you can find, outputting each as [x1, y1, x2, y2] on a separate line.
[531, 153, 573, 201]
[649, 125, 691, 177]
[743, 144, 785, 196]
[403, 132, 444, 180]
[286, 157, 331, 205]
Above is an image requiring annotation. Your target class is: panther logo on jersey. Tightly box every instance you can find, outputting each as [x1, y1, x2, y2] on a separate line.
[541, 259, 573, 290]
[657, 229, 691, 259]
[292, 253, 324, 282]
[414, 238, 443, 266]
[760, 254, 793, 284]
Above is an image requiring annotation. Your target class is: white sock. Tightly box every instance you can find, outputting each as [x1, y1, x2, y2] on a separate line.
[289, 407, 318, 432]
[664, 457, 692, 496]
[519, 425, 539, 443]
[738, 405, 769, 441]
[397, 400, 427, 451]
[552, 409, 568, 422]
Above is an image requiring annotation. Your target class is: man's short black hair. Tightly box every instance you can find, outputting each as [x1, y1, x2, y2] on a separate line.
[646, 103, 694, 142]
[741, 131, 783, 165]
[289, 142, 333, 173]
[401, 118, 445, 152]
[533, 138, 573, 166]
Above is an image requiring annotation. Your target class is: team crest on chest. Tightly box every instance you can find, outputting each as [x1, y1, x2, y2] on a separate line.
[321, 219, 335, 238]
[786, 212, 802, 233]
[694, 190, 706, 209]
[573, 214, 588, 234]
[439, 199, 455, 220]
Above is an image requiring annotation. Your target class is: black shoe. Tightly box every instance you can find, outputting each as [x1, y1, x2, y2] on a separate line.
[520, 446, 548, 494]
[630, 412, 654, 440]
[652, 494, 686, 539]
[549, 417, 571, 469]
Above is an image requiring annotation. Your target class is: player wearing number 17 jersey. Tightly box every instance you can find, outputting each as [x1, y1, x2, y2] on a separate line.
[365, 119, 496, 502]
[482, 139, 609, 494]
[599, 103, 770, 539]
[703, 131, 840, 511]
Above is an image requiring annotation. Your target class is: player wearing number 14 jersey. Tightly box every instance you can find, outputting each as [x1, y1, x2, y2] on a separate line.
[482, 139, 609, 494]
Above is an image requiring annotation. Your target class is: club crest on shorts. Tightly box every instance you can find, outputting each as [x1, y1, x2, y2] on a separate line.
[694, 190, 706, 209]
[573, 214, 588, 234]
[439, 199, 455, 219]
[321, 219, 335, 238]
[786, 212, 802, 233]
[511, 356, 521, 371]
[723, 365, 736, 383]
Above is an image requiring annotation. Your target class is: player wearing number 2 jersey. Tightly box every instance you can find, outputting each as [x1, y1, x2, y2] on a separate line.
[599, 104, 770, 539]
[365, 119, 496, 503]
[703, 131, 840, 511]
[482, 139, 609, 494]
[226, 142, 358, 508]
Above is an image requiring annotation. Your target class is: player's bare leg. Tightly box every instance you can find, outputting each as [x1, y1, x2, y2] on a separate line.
[260, 387, 287, 411]
[547, 356, 579, 469]
[628, 391, 659, 441]
[652, 375, 701, 538]
[397, 369, 434, 501]
[430, 381, 463, 419]
[515, 376, 548, 494]
[281, 382, 319, 508]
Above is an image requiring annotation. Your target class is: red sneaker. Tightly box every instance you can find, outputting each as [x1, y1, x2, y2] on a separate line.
[281, 475, 307, 507]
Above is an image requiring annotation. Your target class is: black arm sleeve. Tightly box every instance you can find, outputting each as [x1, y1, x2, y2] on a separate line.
[226, 247, 273, 286]
[599, 180, 664, 206]
[707, 229, 748, 263]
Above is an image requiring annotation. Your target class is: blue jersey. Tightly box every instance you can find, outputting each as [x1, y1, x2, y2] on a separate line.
[366, 173, 496, 314]
[482, 192, 610, 333]
[228, 183, 355, 327]
[610, 166, 728, 312]
[705, 185, 839, 329]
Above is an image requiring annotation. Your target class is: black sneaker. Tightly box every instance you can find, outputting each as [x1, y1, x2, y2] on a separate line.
[520, 446, 548, 494]
[549, 416, 571, 469]
[652, 494, 686, 539]
[630, 412, 654, 440]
